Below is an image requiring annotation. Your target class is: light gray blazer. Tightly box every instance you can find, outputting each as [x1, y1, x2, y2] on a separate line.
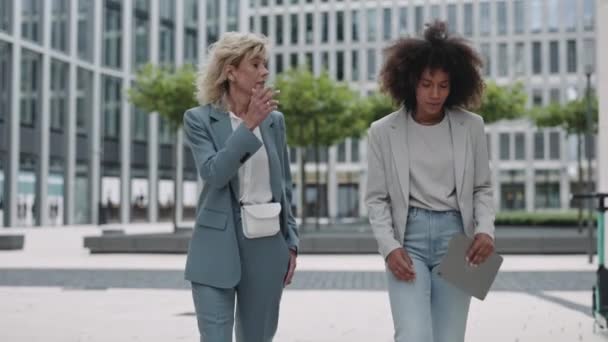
[365, 107, 495, 259]
[182, 104, 298, 288]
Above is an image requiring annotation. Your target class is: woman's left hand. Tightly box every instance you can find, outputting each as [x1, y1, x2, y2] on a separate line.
[466, 233, 495, 266]
[284, 249, 297, 286]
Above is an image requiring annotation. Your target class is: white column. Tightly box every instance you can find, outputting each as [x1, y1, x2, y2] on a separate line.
[89, 0, 103, 224]
[36, 0, 52, 226]
[327, 145, 337, 221]
[148, 0, 159, 222]
[4, 0, 22, 227]
[64, 0, 79, 225]
[560, 130, 571, 209]
[174, 0, 185, 226]
[120, 0, 133, 224]
[597, 0, 608, 255]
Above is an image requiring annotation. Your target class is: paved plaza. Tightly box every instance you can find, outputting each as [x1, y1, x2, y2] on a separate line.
[0, 224, 607, 341]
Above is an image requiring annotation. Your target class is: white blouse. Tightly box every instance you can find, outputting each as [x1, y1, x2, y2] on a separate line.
[228, 111, 273, 205]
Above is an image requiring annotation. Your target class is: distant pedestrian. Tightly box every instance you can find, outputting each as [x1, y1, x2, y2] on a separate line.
[365, 21, 496, 342]
[183, 32, 298, 342]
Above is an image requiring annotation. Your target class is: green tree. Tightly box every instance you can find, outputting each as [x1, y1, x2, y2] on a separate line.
[128, 63, 198, 231]
[532, 95, 598, 226]
[476, 81, 528, 123]
[275, 68, 367, 226]
[361, 92, 398, 126]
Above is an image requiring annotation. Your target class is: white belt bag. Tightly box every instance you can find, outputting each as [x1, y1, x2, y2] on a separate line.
[240, 202, 282, 239]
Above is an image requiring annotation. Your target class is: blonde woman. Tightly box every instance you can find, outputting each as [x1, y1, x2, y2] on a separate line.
[183, 32, 298, 342]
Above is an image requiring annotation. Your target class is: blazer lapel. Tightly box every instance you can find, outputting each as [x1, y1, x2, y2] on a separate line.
[209, 107, 240, 200]
[259, 115, 282, 202]
[389, 108, 410, 205]
[448, 109, 468, 201]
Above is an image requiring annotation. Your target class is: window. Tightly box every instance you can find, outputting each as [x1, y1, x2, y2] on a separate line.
[290, 14, 298, 45]
[549, 132, 560, 160]
[21, 0, 43, 43]
[535, 170, 560, 209]
[532, 89, 543, 107]
[321, 12, 329, 43]
[261, 16, 269, 36]
[447, 4, 457, 33]
[275, 15, 284, 45]
[415, 6, 424, 34]
[549, 88, 561, 104]
[479, 2, 490, 36]
[226, 0, 239, 32]
[366, 9, 377, 42]
[51, 0, 69, 53]
[132, 107, 148, 142]
[336, 11, 344, 43]
[336, 51, 344, 81]
[207, 0, 220, 45]
[514, 133, 525, 160]
[20, 49, 42, 127]
[351, 10, 359, 42]
[583, 0, 594, 31]
[549, 41, 559, 74]
[321, 51, 329, 72]
[398, 7, 408, 36]
[76, 68, 93, 134]
[480, 43, 491, 77]
[305, 13, 313, 44]
[532, 41, 542, 75]
[430, 5, 440, 21]
[351, 50, 359, 81]
[547, 0, 559, 32]
[583, 39, 595, 72]
[184, 0, 198, 64]
[159, 117, 173, 144]
[534, 131, 544, 159]
[0, 42, 10, 123]
[275, 53, 283, 74]
[514, 42, 525, 76]
[159, 2, 175, 65]
[498, 43, 508, 77]
[290, 53, 298, 69]
[382, 8, 391, 41]
[499, 133, 510, 160]
[338, 183, 359, 218]
[463, 3, 473, 36]
[50, 59, 69, 131]
[529, 0, 542, 33]
[496, 1, 507, 35]
[567, 40, 577, 73]
[513, 0, 525, 34]
[103, 0, 122, 69]
[305, 52, 313, 72]
[0, 0, 12, 33]
[133, 0, 150, 68]
[563, 0, 576, 32]
[102, 76, 121, 139]
[367, 49, 376, 81]
[337, 141, 346, 162]
[351, 138, 359, 162]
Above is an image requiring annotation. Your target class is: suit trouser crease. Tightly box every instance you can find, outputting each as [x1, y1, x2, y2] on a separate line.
[192, 209, 289, 342]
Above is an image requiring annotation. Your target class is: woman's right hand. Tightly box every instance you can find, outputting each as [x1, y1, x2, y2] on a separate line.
[386, 248, 416, 282]
[243, 85, 279, 130]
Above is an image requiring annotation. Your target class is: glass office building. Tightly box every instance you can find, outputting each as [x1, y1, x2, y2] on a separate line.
[0, 0, 598, 227]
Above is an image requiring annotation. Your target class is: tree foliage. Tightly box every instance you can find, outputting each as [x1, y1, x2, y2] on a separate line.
[476, 81, 528, 123]
[128, 63, 198, 130]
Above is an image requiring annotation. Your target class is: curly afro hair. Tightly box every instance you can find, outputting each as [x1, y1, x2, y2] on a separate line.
[379, 20, 484, 113]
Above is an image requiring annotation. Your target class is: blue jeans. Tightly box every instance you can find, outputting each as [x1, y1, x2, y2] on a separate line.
[386, 207, 471, 342]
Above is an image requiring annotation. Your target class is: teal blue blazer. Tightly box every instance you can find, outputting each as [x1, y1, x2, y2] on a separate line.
[182, 104, 299, 288]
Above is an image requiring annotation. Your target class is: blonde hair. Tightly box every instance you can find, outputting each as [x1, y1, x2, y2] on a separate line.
[196, 32, 269, 109]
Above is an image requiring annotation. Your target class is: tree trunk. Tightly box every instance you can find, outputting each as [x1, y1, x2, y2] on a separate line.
[577, 133, 584, 232]
[314, 119, 320, 231]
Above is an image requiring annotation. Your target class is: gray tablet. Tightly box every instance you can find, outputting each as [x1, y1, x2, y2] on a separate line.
[437, 233, 503, 300]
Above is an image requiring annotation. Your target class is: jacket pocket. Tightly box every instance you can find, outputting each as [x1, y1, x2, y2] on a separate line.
[196, 208, 228, 230]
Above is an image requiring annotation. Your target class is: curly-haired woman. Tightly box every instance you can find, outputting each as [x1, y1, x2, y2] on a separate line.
[365, 21, 495, 342]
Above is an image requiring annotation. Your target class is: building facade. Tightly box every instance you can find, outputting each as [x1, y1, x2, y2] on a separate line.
[0, 0, 599, 227]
